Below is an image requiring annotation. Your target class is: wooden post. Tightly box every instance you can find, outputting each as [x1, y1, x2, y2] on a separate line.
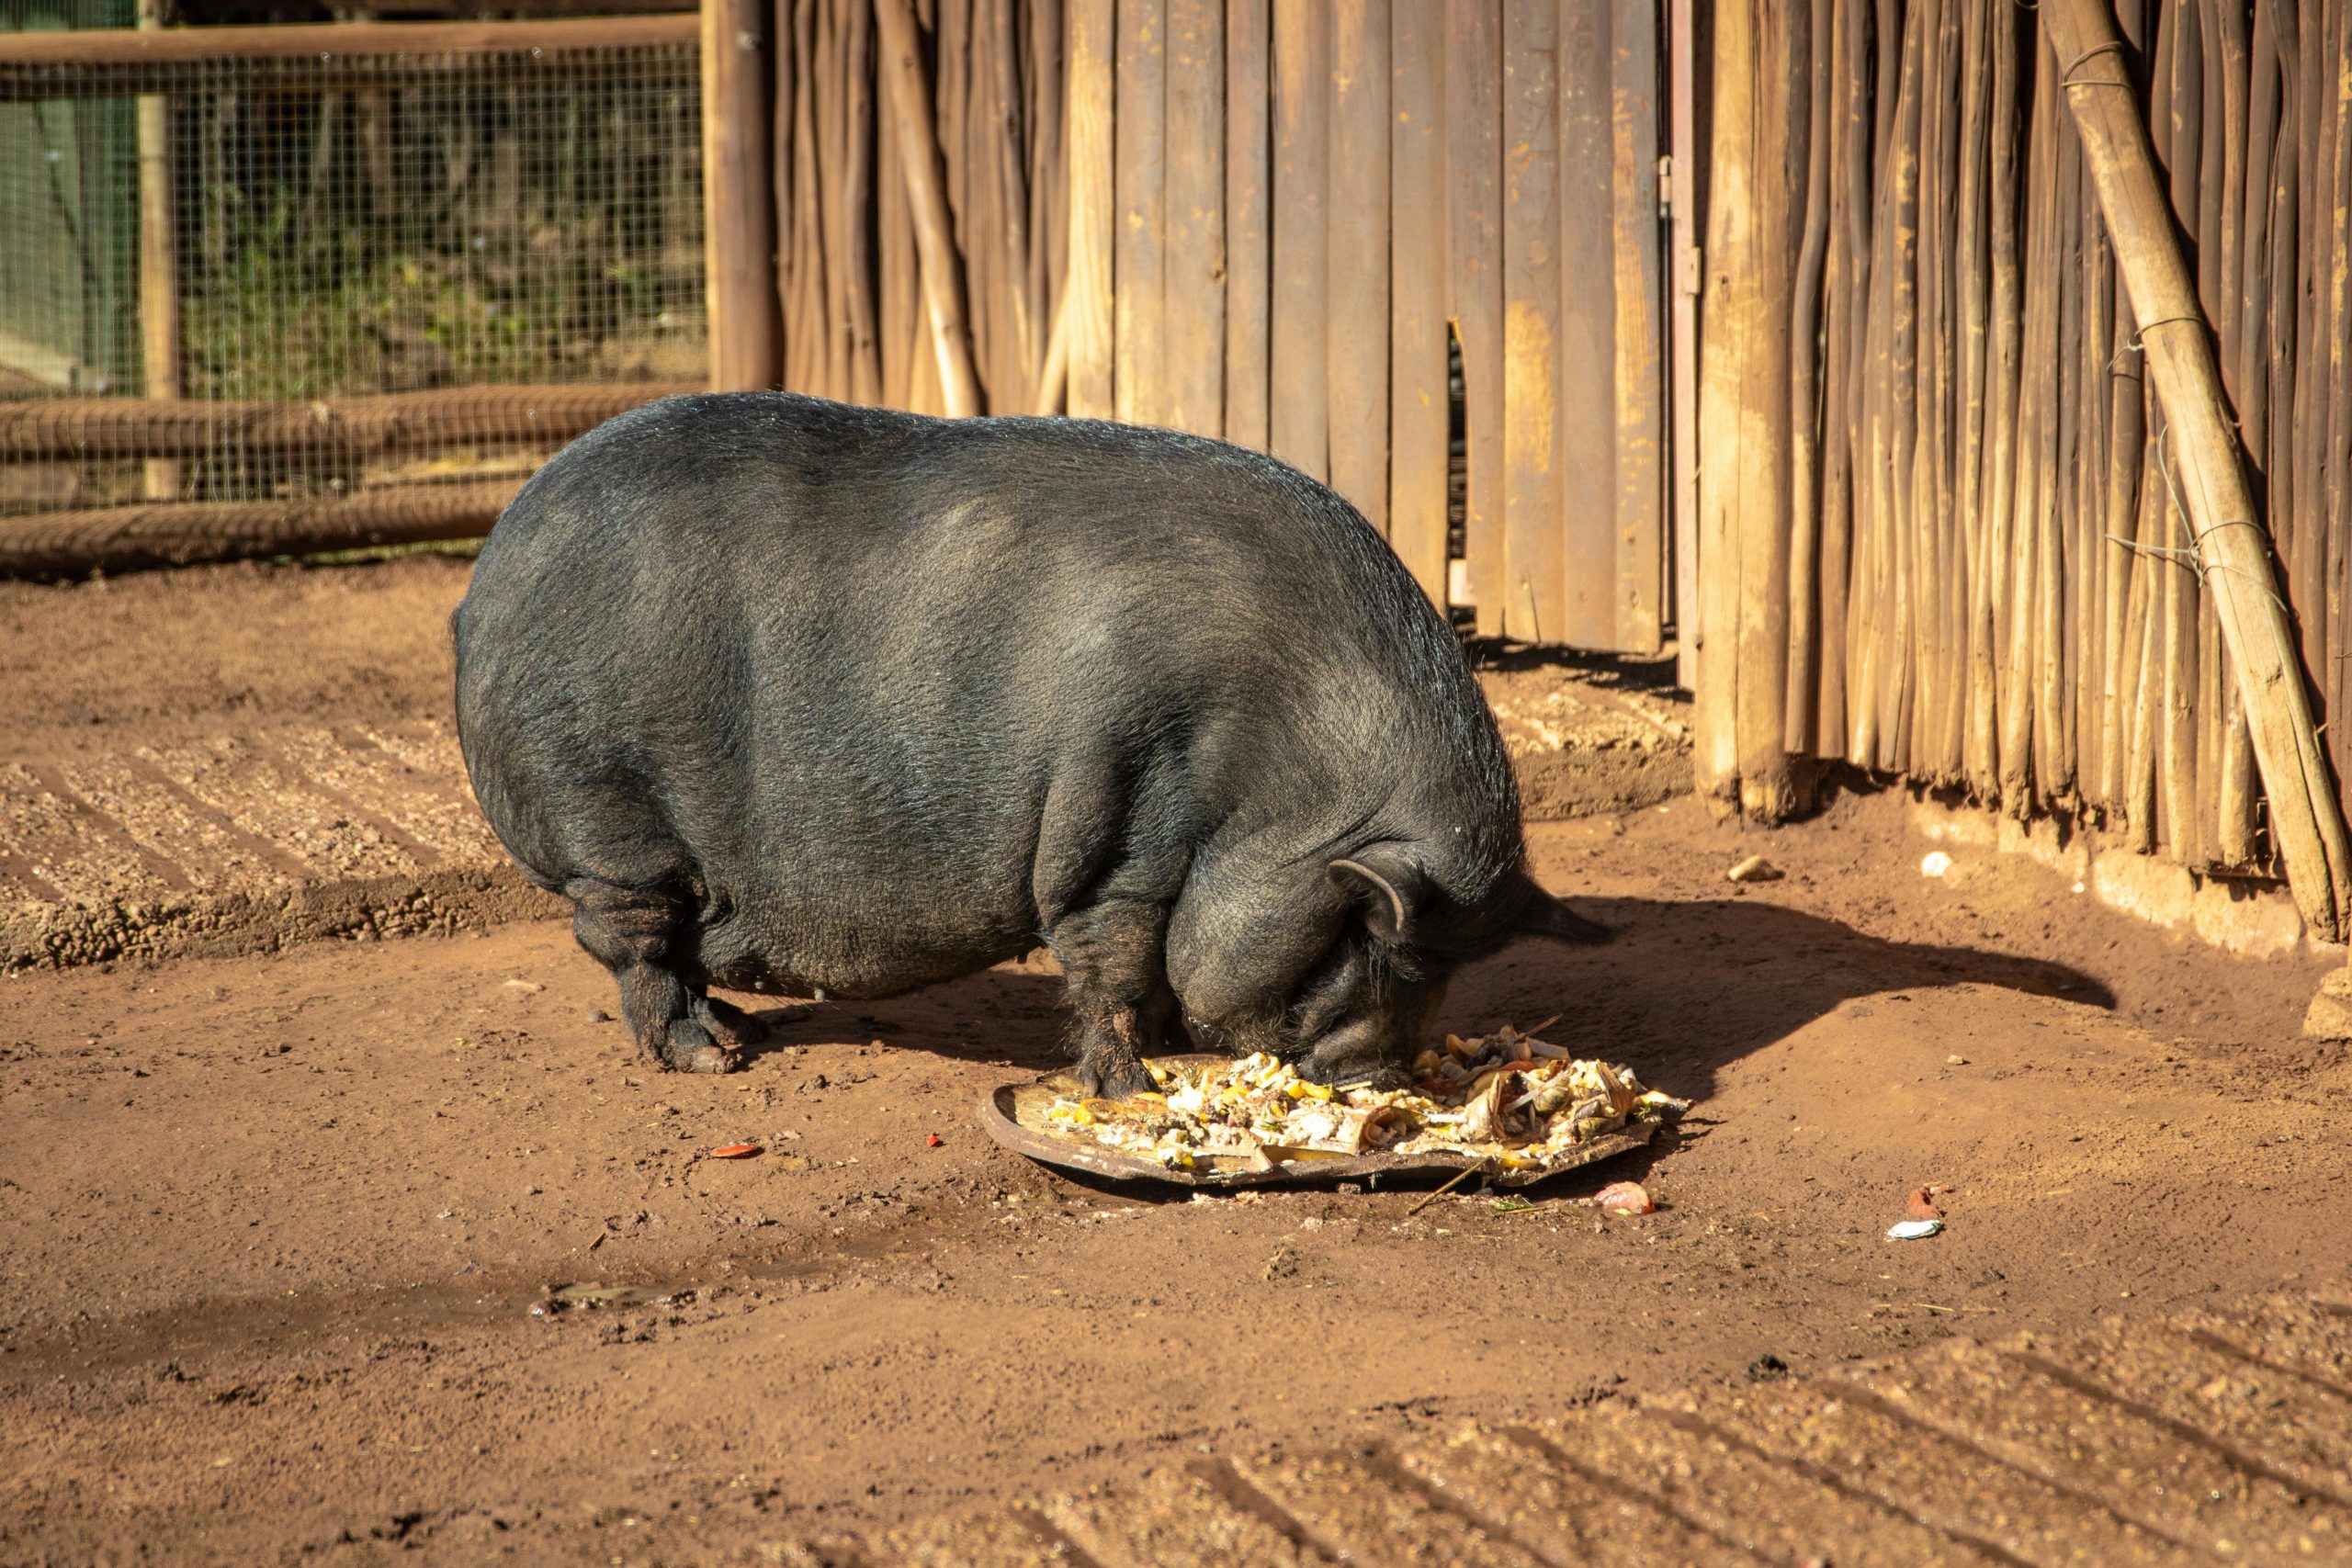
[1668, 0, 1699, 689]
[1693, 0, 1805, 819]
[876, 0, 985, 417]
[2041, 0, 2352, 942]
[134, 0, 179, 502]
[700, 0, 780, 391]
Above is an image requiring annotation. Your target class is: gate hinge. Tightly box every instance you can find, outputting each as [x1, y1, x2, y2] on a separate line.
[1656, 154, 1674, 218]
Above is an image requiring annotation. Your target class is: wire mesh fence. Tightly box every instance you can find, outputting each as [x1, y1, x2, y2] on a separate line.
[0, 17, 707, 552]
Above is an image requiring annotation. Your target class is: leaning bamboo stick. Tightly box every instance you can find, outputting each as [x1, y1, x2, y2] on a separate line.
[876, 0, 985, 417]
[2042, 0, 2352, 937]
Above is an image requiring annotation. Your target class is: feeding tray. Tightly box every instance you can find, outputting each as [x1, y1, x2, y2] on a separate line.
[977, 1053, 1668, 1190]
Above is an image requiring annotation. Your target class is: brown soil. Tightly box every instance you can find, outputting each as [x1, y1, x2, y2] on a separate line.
[0, 555, 478, 761]
[5, 796, 2346, 1562]
[3, 559, 2346, 1562]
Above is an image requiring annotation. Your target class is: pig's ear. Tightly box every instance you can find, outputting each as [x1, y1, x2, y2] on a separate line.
[1329, 852, 1424, 946]
[1512, 874, 1613, 943]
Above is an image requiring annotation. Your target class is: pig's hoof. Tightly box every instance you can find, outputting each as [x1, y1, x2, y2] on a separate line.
[697, 995, 769, 1048]
[656, 1018, 739, 1074]
[672, 1042, 739, 1075]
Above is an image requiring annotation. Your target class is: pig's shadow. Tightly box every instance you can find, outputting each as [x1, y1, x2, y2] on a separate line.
[723, 966, 1071, 1075]
[1452, 895, 2113, 1110]
[725, 895, 2110, 1108]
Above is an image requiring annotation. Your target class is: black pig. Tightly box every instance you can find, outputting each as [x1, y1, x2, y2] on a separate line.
[453, 393, 1604, 1094]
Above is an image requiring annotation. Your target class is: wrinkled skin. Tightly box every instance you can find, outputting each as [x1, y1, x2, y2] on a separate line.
[454, 393, 1606, 1097]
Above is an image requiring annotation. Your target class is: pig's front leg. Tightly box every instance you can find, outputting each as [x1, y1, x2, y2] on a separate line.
[1051, 899, 1180, 1100]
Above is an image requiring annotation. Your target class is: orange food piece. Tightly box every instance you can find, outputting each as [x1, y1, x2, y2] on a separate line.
[708, 1143, 761, 1159]
[1905, 1187, 1944, 1221]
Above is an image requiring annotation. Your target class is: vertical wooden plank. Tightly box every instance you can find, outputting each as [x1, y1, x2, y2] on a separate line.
[1329, 0, 1391, 531]
[1556, 0, 1615, 647]
[1116, 0, 1169, 424]
[1029, 0, 1069, 376]
[1502, 0, 1562, 642]
[1165, 0, 1227, 434]
[1609, 0, 1664, 653]
[1449, 0, 1506, 636]
[1225, 0, 1272, 448]
[702, 0, 781, 391]
[1389, 0, 1450, 603]
[1067, 0, 1116, 418]
[1271, 0, 1330, 478]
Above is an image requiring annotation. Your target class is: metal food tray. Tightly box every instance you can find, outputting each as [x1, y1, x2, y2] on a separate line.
[977, 1053, 1665, 1190]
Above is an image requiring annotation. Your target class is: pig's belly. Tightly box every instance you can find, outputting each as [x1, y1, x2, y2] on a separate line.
[695, 859, 1042, 1000]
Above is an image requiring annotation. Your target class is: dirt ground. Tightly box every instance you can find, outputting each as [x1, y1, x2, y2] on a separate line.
[2, 560, 2348, 1564]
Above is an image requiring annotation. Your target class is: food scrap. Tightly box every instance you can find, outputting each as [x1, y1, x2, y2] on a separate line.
[1037, 1022, 1686, 1177]
[1906, 1184, 1953, 1222]
[707, 1143, 762, 1159]
[1725, 854, 1784, 884]
[1886, 1218, 1944, 1241]
[1594, 1180, 1654, 1216]
[925, 1133, 944, 1148]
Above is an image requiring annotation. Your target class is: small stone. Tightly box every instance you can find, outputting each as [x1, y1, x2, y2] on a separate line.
[1725, 854, 1783, 884]
[585, 1008, 613, 1024]
[1947, 1054, 1969, 1066]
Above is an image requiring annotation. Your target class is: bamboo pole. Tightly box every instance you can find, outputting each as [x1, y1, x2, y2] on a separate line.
[1783, 0, 1832, 756]
[876, 0, 984, 417]
[701, 0, 780, 392]
[2041, 0, 2352, 938]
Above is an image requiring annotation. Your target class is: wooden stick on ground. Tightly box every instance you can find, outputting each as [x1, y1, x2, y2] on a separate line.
[875, 0, 985, 417]
[2040, 0, 2352, 939]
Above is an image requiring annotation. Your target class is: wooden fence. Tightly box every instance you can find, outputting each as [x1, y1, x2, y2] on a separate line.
[709, 0, 1675, 654]
[1692, 0, 2352, 941]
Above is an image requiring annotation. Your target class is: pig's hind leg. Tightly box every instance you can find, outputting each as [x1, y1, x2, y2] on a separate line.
[568, 878, 737, 1074]
[1051, 900, 1182, 1100]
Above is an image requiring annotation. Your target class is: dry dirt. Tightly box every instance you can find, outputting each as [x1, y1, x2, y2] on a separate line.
[1, 559, 2347, 1564]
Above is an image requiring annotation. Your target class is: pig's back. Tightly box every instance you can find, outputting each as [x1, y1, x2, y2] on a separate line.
[454, 392, 1508, 993]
